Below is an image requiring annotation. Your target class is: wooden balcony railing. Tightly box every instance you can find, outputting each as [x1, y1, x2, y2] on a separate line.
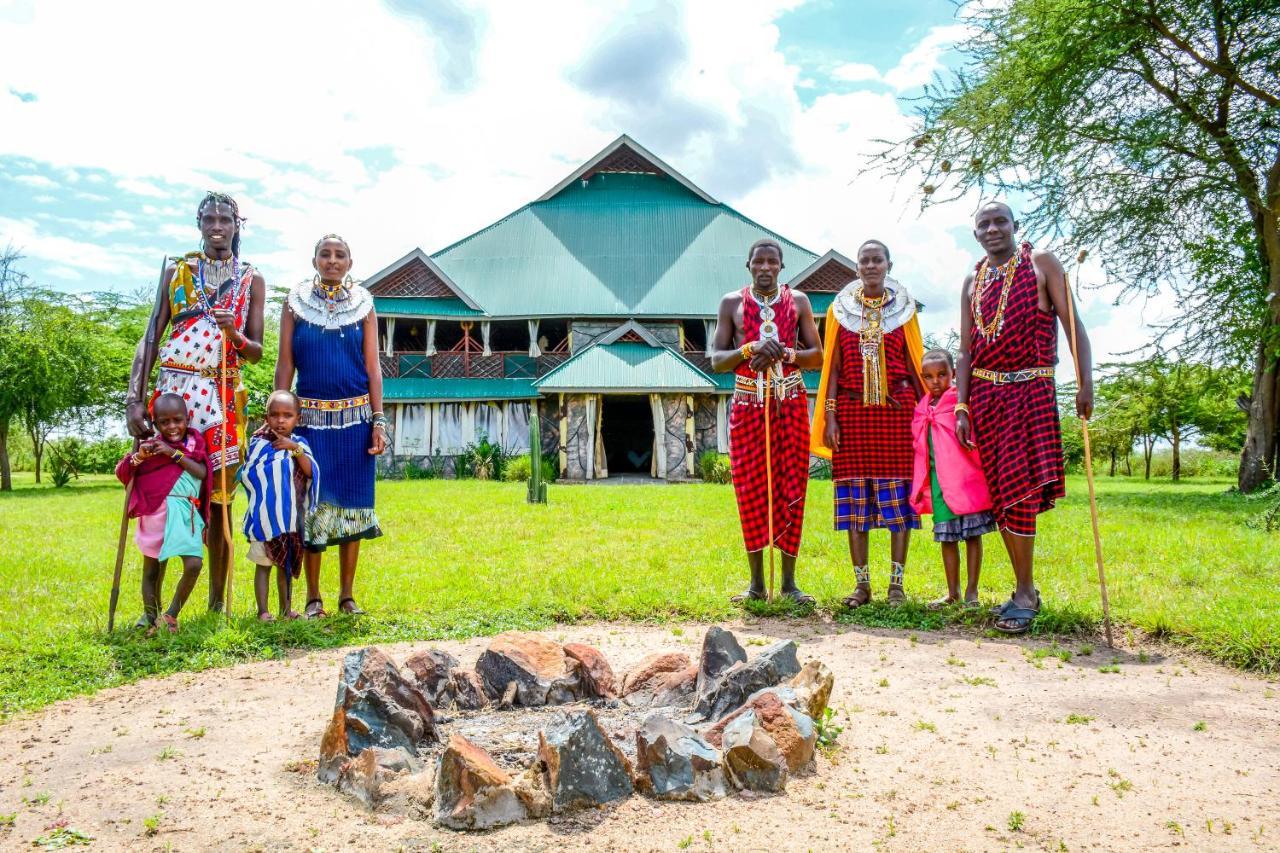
[379, 351, 570, 380]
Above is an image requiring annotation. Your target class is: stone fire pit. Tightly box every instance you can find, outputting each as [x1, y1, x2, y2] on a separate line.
[316, 627, 834, 831]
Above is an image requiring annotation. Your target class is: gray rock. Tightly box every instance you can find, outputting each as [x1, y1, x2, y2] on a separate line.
[434, 733, 528, 830]
[537, 710, 635, 812]
[475, 632, 581, 707]
[450, 669, 489, 711]
[318, 647, 438, 786]
[694, 626, 747, 699]
[721, 709, 788, 792]
[635, 715, 727, 802]
[695, 640, 801, 721]
[337, 745, 422, 809]
[403, 648, 460, 704]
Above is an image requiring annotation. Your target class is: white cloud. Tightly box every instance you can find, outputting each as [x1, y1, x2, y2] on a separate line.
[831, 62, 881, 84]
[13, 173, 56, 188]
[0, 216, 152, 280]
[883, 24, 970, 91]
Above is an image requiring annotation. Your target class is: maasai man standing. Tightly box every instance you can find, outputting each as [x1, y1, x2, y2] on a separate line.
[711, 239, 823, 604]
[810, 240, 925, 608]
[126, 192, 267, 612]
[955, 202, 1093, 634]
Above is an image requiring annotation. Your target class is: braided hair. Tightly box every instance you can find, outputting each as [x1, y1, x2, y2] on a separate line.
[313, 233, 351, 256]
[196, 191, 244, 257]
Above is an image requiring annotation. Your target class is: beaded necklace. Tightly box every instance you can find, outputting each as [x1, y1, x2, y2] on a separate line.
[311, 275, 354, 336]
[750, 286, 783, 342]
[196, 253, 244, 320]
[971, 249, 1020, 341]
[855, 285, 889, 406]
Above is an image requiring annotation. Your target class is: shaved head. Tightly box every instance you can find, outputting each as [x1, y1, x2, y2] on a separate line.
[975, 200, 1015, 223]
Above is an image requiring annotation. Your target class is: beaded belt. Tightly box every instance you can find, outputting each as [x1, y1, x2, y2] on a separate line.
[971, 366, 1054, 384]
[299, 394, 371, 410]
[161, 362, 241, 382]
[733, 371, 805, 399]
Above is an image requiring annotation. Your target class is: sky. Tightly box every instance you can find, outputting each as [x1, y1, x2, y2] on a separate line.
[0, 0, 1173, 380]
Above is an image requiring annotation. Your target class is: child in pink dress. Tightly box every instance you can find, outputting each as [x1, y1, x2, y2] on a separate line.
[910, 350, 997, 608]
[115, 394, 210, 634]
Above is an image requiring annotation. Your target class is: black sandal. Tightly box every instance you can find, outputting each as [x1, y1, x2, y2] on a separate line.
[338, 597, 365, 615]
[780, 588, 816, 607]
[730, 588, 767, 604]
[305, 598, 327, 619]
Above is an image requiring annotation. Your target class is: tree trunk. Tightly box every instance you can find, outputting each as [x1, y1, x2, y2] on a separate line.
[1238, 195, 1280, 492]
[31, 430, 42, 484]
[1109, 448, 1116, 477]
[0, 418, 10, 492]
[1143, 435, 1153, 480]
[1171, 420, 1181, 482]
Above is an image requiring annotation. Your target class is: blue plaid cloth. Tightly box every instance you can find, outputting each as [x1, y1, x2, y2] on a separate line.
[834, 478, 921, 532]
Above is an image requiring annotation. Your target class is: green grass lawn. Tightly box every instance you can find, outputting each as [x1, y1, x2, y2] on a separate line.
[1, 470, 1276, 718]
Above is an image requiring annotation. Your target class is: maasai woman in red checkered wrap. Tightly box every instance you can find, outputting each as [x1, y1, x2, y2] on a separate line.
[712, 240, 824, 605]
[955, 202, 1094, 635]
[811, 240, 924, 608]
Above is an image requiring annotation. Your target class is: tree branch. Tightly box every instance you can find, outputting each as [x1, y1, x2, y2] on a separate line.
[1143, 2, 1280, 108]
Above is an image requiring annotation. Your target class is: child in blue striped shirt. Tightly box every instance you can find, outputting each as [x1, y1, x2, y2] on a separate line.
[242, 390, 318, 621]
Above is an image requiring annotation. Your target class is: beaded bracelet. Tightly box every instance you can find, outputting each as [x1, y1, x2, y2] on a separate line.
[824, 398, 837, 413]
[739, 342, 755, 362]
[171, 450, 185, 464]
[232, 334, 248, 352]
[784, 347, 796, 364]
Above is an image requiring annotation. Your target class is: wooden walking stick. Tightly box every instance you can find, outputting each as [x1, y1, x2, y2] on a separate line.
[763, 378, 776, 602]
[1064, 264, 1115, 649]
[108, 256, 170, 632]
[219, 335, 236, 621]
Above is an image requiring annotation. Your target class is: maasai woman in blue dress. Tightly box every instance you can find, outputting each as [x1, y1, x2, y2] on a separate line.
[275, 235, 387, 617]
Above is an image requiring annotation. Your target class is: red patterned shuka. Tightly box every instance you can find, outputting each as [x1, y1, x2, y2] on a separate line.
[968, 242, 1065, 536]
[831, 325, 916, 481]
[729, 285, 809, 557]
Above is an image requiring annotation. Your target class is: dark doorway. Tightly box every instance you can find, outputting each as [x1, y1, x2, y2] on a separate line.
[601, 395, 654, 475]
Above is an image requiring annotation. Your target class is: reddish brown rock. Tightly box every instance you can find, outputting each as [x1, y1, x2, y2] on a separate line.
[621, 652, 692, 698]
[475, 632, 580, 706]
[704, 690, 815, 773]
[563, 642, 618, 699]
[450, 670, 488, 711]
[403, 648, 460, 703]
[434, 734, 528, 830]
[789, 660, 834, 721]
[651, 664, 698, 707]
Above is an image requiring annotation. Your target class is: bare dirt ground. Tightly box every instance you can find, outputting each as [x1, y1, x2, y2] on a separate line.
[2, 620, 1278, 852]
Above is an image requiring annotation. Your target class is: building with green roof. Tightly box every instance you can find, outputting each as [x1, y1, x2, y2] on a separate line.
[369, 135, 861, 480]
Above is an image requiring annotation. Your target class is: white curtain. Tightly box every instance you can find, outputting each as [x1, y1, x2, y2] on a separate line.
[481, 321, 492, 357]
[503, 402, 531, 453]
[716, 396, 729, 452]
[384, 317, 396, 356]
[395, 404, 429, 455]
[474, 402, 503, 446]
[704, 319, 716, 357]
[425, 320, 438, 356]
[434, 403, 465, 454]
[649, 393, 667, 478]
[461, 403, 477, 446]
[527, 320, 541, 357]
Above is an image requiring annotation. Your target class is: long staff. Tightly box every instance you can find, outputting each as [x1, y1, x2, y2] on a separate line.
[220, 336, 236, 622]
[108, 256, 169, 631]
[1064, 268, 1114, 648]
[763, 378, 776, 602]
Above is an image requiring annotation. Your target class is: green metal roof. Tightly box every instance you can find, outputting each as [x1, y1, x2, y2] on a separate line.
[534, 341, 716, 392]
[374, 297, 485, 317]
[430, 172, 818, 318]
[384, 377, 540, 402]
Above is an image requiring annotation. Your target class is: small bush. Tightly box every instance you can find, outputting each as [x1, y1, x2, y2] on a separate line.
[809, 457, 832, 480]
[503, 454, 557, 483]
[697, 450, 732, 484]
[404, 454, 446, 480]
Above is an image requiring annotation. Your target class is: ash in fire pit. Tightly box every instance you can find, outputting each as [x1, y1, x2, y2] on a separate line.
[316, 627, 834, 831]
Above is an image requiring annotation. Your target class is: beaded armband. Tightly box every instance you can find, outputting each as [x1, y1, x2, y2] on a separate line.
[824, 398, 837, 413]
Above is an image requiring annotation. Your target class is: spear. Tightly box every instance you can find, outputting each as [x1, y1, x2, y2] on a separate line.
[1065, 250, 1114, 649]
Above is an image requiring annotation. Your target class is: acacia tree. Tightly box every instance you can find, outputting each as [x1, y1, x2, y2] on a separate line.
[885, 0, 1280, 490]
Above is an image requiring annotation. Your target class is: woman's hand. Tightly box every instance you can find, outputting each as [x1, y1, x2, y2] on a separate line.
[369, 425, 387, 455]
[823, 417, 839, 452]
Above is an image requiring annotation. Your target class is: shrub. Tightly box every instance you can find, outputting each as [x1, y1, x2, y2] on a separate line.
[809, 457, 833, 480]
[504, 454, 557, 483]
[697, 450, 732, 484]
[403, 454, 446, 480]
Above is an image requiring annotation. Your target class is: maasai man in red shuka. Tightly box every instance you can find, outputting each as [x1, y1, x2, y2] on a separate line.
[955, 202, 1094, 635]
[125, 192, 267, 612]
[811, 240, 925, 609]
[711, 239, 823, 605]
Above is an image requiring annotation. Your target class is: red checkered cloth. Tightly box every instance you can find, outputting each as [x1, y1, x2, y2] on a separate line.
[969, 242, 1066, 536]
[831, 325, 917, 480]
[729, 284, 809, 556]
[834, 478, 920, 532]
[730, 395, 810, 555]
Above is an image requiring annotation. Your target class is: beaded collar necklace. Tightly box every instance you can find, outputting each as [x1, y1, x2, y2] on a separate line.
[972, 247, 1021, 341]
[195, 252, 244, 318]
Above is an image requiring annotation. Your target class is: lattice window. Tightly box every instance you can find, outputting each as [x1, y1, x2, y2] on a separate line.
[370, 258, 456, 297]
[587, 144, 663, 178]
[616, 330, 647, 343]
[379, 354, 398, 378]
[795, 259, 856, 293]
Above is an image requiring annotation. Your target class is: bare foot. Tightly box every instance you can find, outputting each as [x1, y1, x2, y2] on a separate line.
[257, 612, 275, 623]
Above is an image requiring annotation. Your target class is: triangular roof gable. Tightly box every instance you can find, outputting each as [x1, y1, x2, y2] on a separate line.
[362, 248, 484, 311]
[596, 320, 664, 347]
[787, 249, 858, 293]
[533, 335, 716, 392]
[536, 134, 718, 205]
